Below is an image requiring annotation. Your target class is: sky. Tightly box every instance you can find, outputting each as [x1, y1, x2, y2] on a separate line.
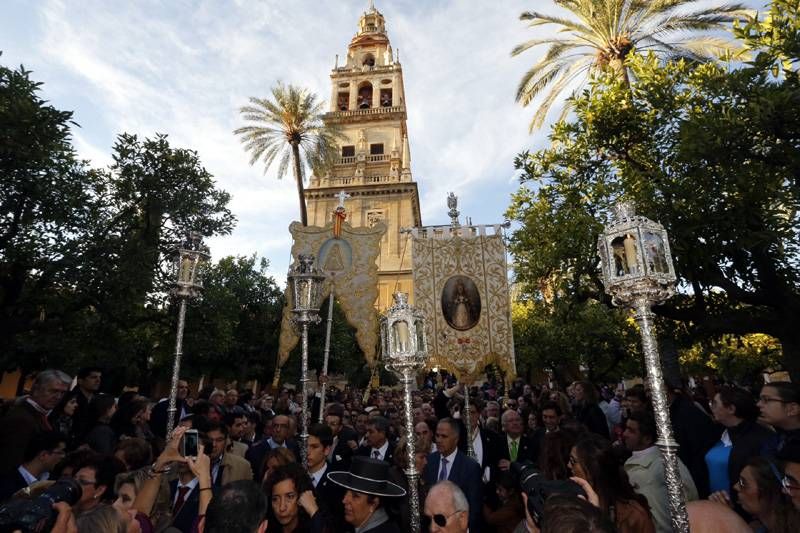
[2, 0, 765, 283]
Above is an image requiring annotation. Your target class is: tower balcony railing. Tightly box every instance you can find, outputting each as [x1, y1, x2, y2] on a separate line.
[367, 154, 390, 162]
[310, 174, 411, 188]
[338, 156, 357, 165]
[333, 63, 397, 75]
[326, 106, 403, 119]
[334, 154, 392, 166]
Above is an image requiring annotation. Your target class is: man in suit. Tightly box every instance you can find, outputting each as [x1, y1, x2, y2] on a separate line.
[169, 461, 202, 533]
[245, 414, 300, 480]
[423, 418, 483, 533]
[495, 409, 537, 475]
[0, 431, 66, 501]
[308, 423, 347, 531]
[205, 421, 253, 486]
[324, 403, 358, 468]
[355, 416, 394, 463]
[224, 406, 250, 458]
[70, 367, 102, 441]
[150, 379, 190, 439]
[0, 369, 71, 473]
[526, 401, 564, 465]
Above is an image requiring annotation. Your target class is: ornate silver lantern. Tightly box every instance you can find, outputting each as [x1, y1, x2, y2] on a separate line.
[166, 231, 210, 439]
[380, 292, 428, 533]
[598, 201, 688, 532]
[287, 254, 325, 468]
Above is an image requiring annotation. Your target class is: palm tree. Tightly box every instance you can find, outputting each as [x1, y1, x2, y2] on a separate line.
[234, 82, 340, 225]
[512, 0, 751, 131]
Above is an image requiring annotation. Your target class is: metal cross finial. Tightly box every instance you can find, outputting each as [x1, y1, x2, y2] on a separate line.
[336, 190, 351, 209]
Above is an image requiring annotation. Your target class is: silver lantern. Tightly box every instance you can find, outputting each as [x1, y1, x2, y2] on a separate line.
[166, 231, 210, 439]
[287, 254, 325, 468]
[381, 292, 428, 533]
[598, 201, 688, 532]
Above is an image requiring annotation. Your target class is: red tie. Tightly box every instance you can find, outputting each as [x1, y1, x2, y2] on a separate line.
[173, 486, 190, 514]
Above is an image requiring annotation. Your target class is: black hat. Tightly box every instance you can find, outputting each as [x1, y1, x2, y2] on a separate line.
[326, 456, 406, 498]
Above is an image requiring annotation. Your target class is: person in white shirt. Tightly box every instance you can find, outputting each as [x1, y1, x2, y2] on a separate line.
[0, 430, 66, 501]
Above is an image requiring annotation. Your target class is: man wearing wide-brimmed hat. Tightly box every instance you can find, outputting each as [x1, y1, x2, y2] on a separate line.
[327, 456, 406, 533]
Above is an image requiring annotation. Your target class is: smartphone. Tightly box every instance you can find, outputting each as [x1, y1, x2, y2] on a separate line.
[182, 429, 199, 458]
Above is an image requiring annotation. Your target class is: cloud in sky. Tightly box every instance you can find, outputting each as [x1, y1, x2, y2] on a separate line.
[2, 0, 759, 281]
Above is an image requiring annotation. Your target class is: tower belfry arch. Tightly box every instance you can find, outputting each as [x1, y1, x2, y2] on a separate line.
[306, 1, 422, 312]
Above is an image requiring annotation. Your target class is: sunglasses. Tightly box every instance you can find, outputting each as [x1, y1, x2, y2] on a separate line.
[422, 509, 464, 529]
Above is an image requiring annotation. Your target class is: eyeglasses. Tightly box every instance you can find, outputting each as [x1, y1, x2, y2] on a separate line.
[422, 509, 464, 529]
[758, 396, 788, 404]
[782, 475, 800, 492]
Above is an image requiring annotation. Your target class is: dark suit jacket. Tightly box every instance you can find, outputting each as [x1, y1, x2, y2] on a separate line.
[355, 441, 394, 464]
[169, 480, 201, 533]
[150, 398, 188, 439]
[330, 426, 358, 468]
[0, 400, 50, 474]
[424, 450, 483, 533]
[314, 464, 347, 532]
[670, 394, 721, 498]
[0, 469, 27, 502]
[494, 432, 537, 465]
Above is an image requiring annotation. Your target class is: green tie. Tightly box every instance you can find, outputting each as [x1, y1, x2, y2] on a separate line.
[510, 440, 518, 462]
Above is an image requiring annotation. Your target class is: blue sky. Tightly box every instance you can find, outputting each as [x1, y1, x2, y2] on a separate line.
[2, 0, 764, 282]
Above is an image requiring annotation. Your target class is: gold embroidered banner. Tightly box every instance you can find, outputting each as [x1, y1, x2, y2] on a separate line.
[277, 220, 386, 369]
[411, 225, 516, 380]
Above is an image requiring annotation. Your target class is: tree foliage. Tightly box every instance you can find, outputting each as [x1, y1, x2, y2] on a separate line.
[512, 0, 750, 130]
[508, 8, 800, 379]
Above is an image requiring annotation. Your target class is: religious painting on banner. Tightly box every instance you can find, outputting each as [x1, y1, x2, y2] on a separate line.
[276, 220, 386, 373]
[411, 225, 516, 380]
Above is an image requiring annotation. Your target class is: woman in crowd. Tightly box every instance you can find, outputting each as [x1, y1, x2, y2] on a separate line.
[733, 457, 799, 533]
[571, 381, 610, 438]
[114, 438, 153, 472]
[391, 436, 430, 532]
[706, 386, 773, 510]
[263, 462, 326, 533]
[569, 433, 655, 533]
[49, 390, 81, 449]
[539, 426, 579, 480]
[261, 446, 296, 485]
[110, 398, 151, 441]
[75, 504, 141, 533]
[482, 470, 525, 533]
[328, 456, 405, 533]
[86, 394, 119, 454]
[73, 454, 126, 516]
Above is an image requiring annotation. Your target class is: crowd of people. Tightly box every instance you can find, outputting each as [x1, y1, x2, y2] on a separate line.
[0, 366, 799, 533]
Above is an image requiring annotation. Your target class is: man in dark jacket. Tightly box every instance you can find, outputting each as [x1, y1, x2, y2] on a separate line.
[355, 416, 395, 463]
[325, 403, 358, 468]
[0, 370, 71, 474]
[150, 379, 190, 439]
[669, 388, 721, 498]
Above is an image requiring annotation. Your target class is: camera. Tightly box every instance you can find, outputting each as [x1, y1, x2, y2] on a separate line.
[182, 429, 199, 458]
[511, 460, 586, 527]
[0, 478, 82, 533]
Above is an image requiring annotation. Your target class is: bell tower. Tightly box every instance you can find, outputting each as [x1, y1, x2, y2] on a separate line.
[306, 2, 422, 311]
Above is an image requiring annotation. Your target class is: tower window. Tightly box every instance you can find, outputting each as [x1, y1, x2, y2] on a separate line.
[370, 143, 384, 155]
[341, 146, 355, 157]
[380, 89, 392, 107]
[337, 92, 349, 111]
[357, 83, 373, 109]
[362, 54, 375, 67]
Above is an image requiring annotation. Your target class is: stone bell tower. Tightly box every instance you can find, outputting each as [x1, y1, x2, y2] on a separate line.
[306, 2, 422, 311]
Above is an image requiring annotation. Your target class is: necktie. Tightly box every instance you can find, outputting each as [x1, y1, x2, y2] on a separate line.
[373, 449, 381, 460]
[438, 457, 449, 481]
[173, 486, 190, 514]
[510, 440, 519, 462]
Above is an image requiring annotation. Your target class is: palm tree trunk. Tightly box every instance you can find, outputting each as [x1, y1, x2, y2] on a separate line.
[290, 141, 308, 226]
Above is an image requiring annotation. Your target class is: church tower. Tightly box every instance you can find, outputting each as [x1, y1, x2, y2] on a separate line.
[306, 2, 421, 311]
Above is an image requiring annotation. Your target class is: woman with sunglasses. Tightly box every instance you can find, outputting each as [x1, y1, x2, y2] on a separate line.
[732, 456, 799, 533]
[327, 456, 405, 533]
[568, 433, 655, 533]
[706, 387, 773, 513]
